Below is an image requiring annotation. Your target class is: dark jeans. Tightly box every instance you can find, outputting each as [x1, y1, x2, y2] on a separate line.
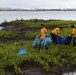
[73, 37, 76, 46]
[51, 33, 57, 44]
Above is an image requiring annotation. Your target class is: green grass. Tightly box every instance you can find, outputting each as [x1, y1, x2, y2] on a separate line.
[24, 30, 40, 40]
[2, 19, 76, 28]
[0, 40, 76, 74]
[0, 20, 76, 74]
[0, 31, 17, 39]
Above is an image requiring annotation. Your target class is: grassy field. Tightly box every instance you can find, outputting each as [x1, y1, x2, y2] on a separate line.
[0, 19, 76, 75]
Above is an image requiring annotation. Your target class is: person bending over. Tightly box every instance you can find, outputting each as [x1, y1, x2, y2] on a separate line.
[38, 24, 47, 49]
[71, 25, 76, 46]
[51, 26, 63, 44]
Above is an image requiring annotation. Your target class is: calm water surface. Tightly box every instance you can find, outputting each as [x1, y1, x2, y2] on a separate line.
[0, 11, 76, 23]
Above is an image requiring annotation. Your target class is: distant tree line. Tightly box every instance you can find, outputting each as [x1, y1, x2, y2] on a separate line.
[0, 8, 76, 11]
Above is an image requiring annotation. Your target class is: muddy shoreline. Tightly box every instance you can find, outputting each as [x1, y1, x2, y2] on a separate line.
[4, 60, 76, 75]
[0, 23, 37, 44]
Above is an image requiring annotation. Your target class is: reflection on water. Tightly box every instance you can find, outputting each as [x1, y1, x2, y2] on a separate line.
[63, 72, 76, 75]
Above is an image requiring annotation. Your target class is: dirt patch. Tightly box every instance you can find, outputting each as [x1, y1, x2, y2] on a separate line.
[0, 24, 39, 44]
[22, 67, 52, 75]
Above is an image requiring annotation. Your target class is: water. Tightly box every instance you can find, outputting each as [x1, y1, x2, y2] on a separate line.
[0, 11, 76, 23]
[0, 26, 4, 30]
[63, 72, 76, 75]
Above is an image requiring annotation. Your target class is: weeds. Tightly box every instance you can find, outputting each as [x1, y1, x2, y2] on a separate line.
[0, 20, 76, 74]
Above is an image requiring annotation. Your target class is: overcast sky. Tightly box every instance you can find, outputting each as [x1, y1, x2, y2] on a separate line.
[0, 0, 76, 9]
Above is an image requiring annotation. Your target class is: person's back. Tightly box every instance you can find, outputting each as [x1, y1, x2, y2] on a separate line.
[41, 27, 47, 40]
[51, 27, 62, 44]
[52, 27, 60, 35]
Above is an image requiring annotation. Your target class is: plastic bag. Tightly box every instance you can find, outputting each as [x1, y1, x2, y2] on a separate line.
[18, 48, 27, 56]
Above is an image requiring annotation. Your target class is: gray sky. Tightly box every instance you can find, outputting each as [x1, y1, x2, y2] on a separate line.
[0, 0, 76, 9]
